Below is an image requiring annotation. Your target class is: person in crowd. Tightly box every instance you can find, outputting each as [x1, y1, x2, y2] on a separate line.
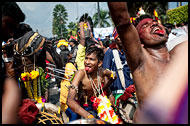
[75, 13, 98, 70]
[102, 28, 134, 106]
[58, 40, 78, 122]
[57, 39, 70, 67]
[108, 2, 188, 123]
[100, 39, 110, 54]
[166, 22, 188, 51]
[181, 22, 188, 33]
[2, 2, 25, 124]
[67, 46, 116, 119]
[68, 39, 78, 66]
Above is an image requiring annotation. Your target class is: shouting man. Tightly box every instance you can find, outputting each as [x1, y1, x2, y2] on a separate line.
[108, 2, 188, 123]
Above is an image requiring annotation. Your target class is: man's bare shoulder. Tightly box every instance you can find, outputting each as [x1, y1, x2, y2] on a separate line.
[169, 40, 188, 56]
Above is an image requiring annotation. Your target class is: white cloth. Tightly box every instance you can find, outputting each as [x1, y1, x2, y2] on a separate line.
[56, 48, 61, 55]
[167, 33, 188, 51]
[171, 27, 187, 37]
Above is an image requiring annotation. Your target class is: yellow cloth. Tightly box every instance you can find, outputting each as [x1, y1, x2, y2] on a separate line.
[75, 44, 86, 70]
[60, 63, 76, 112]
[57, 39, 69, 48]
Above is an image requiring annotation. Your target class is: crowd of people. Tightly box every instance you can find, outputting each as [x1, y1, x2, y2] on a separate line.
[2, 2, 188, 124]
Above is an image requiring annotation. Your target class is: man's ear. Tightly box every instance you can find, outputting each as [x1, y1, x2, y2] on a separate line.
[98, 61, 103, 68]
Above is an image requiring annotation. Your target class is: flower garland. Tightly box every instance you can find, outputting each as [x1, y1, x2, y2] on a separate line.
[20, 67, 47, 103]
[92, 95, 123, 124]
[30, 70, 39, 101]
[21, 72, 33, 99]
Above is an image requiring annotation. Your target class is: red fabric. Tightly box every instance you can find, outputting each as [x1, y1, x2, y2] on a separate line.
[109, 42, 116, 49]
[18, 99, 39, 124]
[116, 85, 136, 107]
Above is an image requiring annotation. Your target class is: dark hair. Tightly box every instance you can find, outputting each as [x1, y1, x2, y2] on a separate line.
[163, 23, 174, 35]
[133, 14, 152, 27]
[59, 46, 70, 67]
[86, 46, 104, 62]
[69, 39, 78, 45]
[85, 38, 96, 48]
[2, 2, 25, 22]
[103, 40, 110, 48]
[13, 23, 33, 39]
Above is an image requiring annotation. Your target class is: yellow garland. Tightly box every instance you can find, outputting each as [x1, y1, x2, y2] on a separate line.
[30, 70, 39, 101]
[21, 72, 33, 99]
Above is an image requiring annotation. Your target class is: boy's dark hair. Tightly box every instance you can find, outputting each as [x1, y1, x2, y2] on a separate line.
[2, 2, 25, 22]
[133, 14, 152, 27]
[86, 46, 104, 62]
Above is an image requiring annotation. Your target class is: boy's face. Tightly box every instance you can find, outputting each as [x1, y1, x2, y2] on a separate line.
[84, 52, 101, 73]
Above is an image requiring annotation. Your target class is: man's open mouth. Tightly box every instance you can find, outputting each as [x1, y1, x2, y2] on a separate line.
[151, 27, 164, 36]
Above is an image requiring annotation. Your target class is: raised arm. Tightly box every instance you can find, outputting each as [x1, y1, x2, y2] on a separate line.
[79, 22, 85, 47]
[66, 70, 93, 119]
[108, 2, 144, 72]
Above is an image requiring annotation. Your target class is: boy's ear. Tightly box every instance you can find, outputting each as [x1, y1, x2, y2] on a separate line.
[98, 61, 103, 68]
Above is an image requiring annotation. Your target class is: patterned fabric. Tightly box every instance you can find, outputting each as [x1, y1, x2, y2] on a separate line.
[112, 28, 119, 40]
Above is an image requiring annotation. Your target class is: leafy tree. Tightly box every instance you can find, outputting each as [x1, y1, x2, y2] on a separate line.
[67, 22, 78, 38]
[52, 4, 68, 39]
[93, 9, 111, 28]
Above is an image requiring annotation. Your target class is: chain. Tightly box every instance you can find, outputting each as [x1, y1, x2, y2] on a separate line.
[88, 69, 104, 97]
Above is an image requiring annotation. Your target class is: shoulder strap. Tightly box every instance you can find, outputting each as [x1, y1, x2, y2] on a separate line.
[112, 49, 126, 89]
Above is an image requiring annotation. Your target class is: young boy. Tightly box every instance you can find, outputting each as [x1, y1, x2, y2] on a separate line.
[67, 46, 116, 119]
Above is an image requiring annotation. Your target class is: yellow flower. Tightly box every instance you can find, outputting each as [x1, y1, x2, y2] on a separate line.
[107, 103, 111, 108]
[30, 70, 39, 80]
[112, 115, 118, 122]
[104, 116, 108, 121]
[37, 96, 43, 103]
[21, 72, 30, 81]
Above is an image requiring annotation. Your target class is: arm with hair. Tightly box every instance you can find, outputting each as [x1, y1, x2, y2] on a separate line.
[108, 2, 144, 72]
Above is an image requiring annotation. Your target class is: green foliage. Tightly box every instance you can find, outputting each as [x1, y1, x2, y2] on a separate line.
[93, 9, 111, 28]
[52, 4, 68, 39]
[167, 5, 188, 24]
[67, 22, 78, 37]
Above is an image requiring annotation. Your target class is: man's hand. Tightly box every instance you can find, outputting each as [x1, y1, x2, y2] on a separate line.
[79, 22, 84, 28]
[108, 94, 116, 107]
